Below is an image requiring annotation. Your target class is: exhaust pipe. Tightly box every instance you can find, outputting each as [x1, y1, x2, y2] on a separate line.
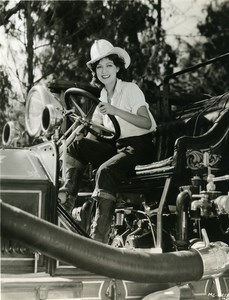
[1, 201, 228, 283]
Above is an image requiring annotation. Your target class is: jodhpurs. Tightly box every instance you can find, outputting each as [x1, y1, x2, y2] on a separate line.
[68, 133, 155, 201]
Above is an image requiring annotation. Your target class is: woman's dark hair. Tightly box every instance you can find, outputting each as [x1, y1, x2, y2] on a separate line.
[90, 54, 126, 88]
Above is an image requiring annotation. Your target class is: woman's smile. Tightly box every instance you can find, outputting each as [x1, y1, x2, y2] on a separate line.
[96, 57, 119, 86]
[101, 74, 110, 79]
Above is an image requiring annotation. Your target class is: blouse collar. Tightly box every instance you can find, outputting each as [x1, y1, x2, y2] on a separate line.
[100, 79, 122, 102]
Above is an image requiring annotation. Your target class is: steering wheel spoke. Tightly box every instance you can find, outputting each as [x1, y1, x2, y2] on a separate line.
[69, 96, 87, 118]
[64, 88, 120, 142]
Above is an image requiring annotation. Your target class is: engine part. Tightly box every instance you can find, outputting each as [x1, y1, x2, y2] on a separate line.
[193, 241, 229, 278]
[176, 190, 191, 249]
[214, 195, 229, 214]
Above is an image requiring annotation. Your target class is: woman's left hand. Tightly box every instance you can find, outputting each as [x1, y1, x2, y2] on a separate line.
[98, 102, 116, 115]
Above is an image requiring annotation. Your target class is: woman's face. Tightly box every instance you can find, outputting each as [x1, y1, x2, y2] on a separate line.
[95, 57, 120, 86]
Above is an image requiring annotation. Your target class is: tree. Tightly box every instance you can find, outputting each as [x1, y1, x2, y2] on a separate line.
[33, 0, 174, 104]
[0, 0, 177, 108]
[0, 66, 17, 142]
[170, 0, 229, 100]
[197, 0, 229, 94]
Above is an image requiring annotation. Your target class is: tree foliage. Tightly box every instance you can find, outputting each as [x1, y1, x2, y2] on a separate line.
[32, 0, 175, 102]
[0, 0, 176, 108]
[171, 0, 229, 100]
[0, 66, 17, 139]
[1, 0, 228, 123]
[0, 67, 11, 116]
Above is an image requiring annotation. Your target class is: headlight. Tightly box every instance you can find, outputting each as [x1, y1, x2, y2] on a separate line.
[2, 121, 19, 146]
[25, 85, 63, 137]
[42, 104, 63, 135]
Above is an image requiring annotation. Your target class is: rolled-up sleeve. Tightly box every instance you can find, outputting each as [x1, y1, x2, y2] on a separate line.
[126, 83, 148, 114]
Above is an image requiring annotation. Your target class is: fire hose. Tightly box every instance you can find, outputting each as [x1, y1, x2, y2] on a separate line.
[1, 200, 228, 283]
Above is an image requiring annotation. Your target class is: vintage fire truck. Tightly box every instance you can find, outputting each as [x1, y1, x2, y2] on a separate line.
[1, 54, 229, 299]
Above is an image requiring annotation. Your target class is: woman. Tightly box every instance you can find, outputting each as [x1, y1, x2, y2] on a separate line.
[59, 39, 157, 243]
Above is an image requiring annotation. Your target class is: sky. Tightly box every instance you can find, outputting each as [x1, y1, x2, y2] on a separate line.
[162, 0, 212, 45]
[0, 0, 213, 106]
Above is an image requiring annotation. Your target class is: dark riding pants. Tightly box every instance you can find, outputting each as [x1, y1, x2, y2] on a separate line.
[68, 133, 155, 201]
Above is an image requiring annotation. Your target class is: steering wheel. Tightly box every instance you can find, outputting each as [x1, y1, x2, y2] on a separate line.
[64, 88, 120, 142]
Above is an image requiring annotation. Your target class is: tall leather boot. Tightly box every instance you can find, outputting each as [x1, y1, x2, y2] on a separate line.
[58, 156, 85, 214]
[90, 198, 115, 244]
[58, 167, 79, 213]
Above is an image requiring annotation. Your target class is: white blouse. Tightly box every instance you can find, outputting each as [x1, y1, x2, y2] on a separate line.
[92, 79, 157, 139]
